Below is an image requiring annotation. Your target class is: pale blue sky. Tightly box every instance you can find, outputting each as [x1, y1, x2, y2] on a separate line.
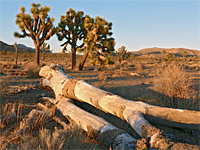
[0, 0, 199, 52]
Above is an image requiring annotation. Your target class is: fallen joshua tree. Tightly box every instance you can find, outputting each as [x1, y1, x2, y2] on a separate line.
[39, 64, 200, 149]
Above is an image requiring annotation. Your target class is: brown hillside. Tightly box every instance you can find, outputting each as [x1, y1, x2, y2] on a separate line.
[0, 41, 35, 53]
[133, 47, 200, 57]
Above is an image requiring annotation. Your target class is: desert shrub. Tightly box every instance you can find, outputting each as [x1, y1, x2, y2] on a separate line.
[24, 64, 42, 77]
[98, 72, 109, 82]
[0, 76, 11, 95]
[116, 46, 132, 63]
[135, 63, 145, 70]
[152, 64, 197, 108]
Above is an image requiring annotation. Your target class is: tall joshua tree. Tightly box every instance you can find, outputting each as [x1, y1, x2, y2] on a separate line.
[57, 8, 86, 70]
[78, 15, 115, 69]
[14, 3, 57, 65]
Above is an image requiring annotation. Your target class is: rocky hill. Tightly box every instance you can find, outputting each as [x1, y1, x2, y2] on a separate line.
[0, 41, 35, 53]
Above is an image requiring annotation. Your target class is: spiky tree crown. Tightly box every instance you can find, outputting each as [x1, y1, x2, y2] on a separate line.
[40, 43, 50, 52]
[14, 3, 56, 47]
[57, 8, 86, 46]
[117, 46, 127, 54]
[80, 16, 115, 66]
[83, 15, 115, 55]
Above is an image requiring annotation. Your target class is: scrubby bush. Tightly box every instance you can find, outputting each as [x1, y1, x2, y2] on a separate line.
[24, 64, 42, 77]
[116, 46, 131, 63]
[135, 63, 145, 70]
[152, 64, 197, 108]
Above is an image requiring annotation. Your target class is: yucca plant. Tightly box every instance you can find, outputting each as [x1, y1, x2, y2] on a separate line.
[14, 3, 57, 65]
[57, 8, 86, 70]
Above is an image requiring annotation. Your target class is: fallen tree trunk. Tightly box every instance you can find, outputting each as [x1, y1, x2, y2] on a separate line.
[43, 97, 136, 149]
[39, 64, 200, 132]
[39, 64, 200, 149]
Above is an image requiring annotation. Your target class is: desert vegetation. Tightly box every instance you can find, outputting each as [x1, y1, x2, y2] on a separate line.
[14, 3, 57, 65]
[0, 2, 200, 150]
[0, 48, 200, 149]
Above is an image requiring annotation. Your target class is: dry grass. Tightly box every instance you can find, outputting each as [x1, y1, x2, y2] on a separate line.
[0, 101, 101, 150]
[24, 64, 42, 77]
[135, 63, 145, 70]
[151, 63, 198, 108]
[0, 76, 11, 94]
[5, 124, 100, 150]
[3, 63, 19, 69]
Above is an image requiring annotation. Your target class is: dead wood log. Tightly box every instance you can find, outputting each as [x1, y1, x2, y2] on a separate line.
[39, 64, 200, 149]
[43, 97, 137, 149]
[128, 111, 200, 149]
[39, 64, 200, 132]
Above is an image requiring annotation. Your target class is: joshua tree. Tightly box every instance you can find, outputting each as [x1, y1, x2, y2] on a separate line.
[78, 15, 115, 69]
[116, 46, 129, 63]
[40, 43, 51, 60]
[14, 42, 18, 65]
[14, 3, 57, 65]
[57, 8, 86, 70]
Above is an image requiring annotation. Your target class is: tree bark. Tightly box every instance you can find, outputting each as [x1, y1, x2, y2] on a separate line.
[43, 97, 136, 149]
[79, 50, 89, 70]
[35, 45, 40, 65]
[71, 47, 76, 70]
[39, 64, 200, 132]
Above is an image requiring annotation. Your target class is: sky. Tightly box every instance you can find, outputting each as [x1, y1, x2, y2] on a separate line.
[0, 0, 199, 53]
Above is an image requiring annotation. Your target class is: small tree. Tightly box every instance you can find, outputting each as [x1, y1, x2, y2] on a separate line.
[40, 43, 51, 60]
[57, 8, 86, 70]
[116, 46, 129, 63]
[14, 42, 18, 65]
[14, 3, 57, 65]
[78, 15, 115, 69]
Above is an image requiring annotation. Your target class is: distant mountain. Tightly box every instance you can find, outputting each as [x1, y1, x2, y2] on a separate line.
[16, 43, 35, 51]
[0, 41, 35, 53]
[133, 47, 200, 57]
